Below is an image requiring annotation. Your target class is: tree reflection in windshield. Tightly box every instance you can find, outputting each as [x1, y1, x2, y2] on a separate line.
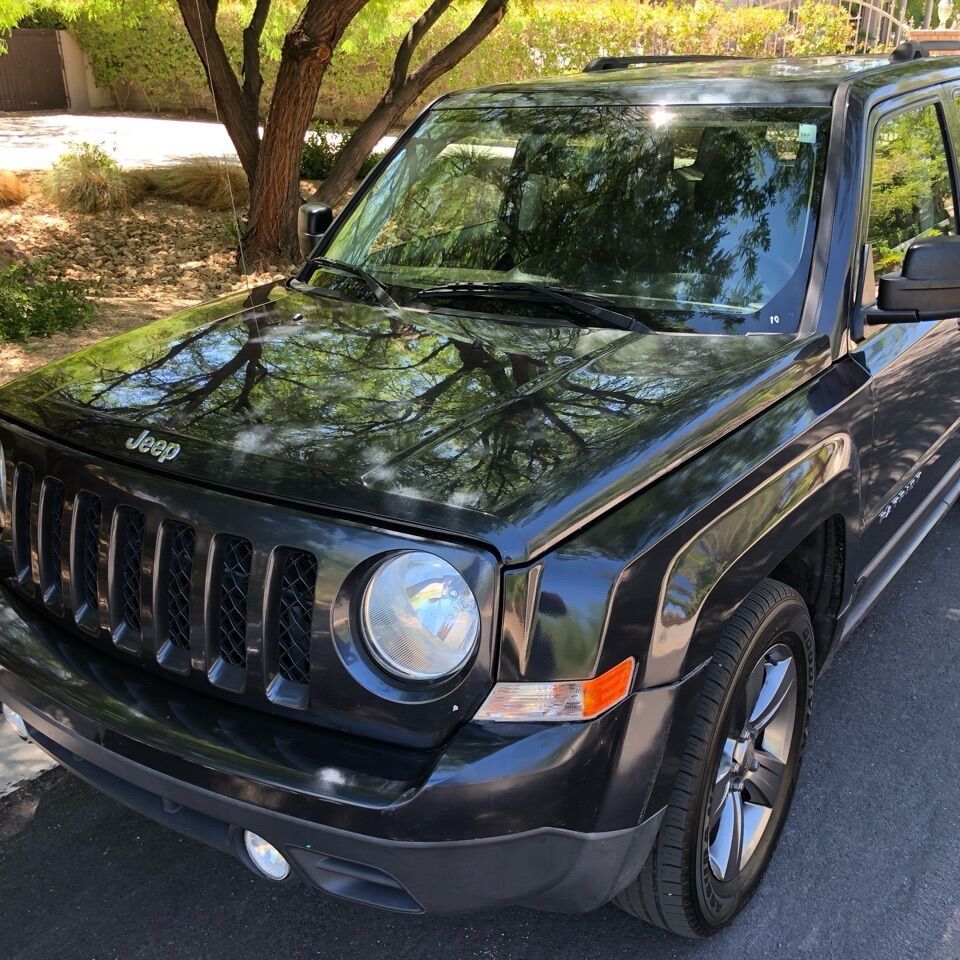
[321, 104, 830, 335]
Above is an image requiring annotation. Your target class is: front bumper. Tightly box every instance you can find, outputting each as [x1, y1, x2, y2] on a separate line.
[0, 588, 694, 915]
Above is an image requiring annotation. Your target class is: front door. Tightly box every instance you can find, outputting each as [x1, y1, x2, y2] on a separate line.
[852, 92, 960, 562]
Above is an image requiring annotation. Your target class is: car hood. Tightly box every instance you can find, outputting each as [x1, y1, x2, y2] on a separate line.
[0, 283, 829, 563]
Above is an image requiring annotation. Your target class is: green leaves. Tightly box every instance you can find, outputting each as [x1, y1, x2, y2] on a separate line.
[0, 260, 92, 342]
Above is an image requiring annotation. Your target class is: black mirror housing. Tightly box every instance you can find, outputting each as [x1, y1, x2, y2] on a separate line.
[878, 235, 960, 315]
[298, 202, 334, 260]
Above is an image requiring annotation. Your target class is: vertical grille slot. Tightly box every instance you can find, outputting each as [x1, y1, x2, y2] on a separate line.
[265, 548, 317, 708]
[71, 493, 102, 632]
[155, 521, 195, 673]
[206, 535, 253, 692]
[109, 507, 145, 652]
[11, 464, 34, 583]
[38, 478, 65, 607]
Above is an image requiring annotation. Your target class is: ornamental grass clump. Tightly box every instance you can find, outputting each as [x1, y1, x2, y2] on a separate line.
[0, 171, 29, 206]
[42, 142, 139, 213]
[140, 159, 249, 211]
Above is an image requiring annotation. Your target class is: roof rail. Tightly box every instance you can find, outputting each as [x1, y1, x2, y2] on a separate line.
[583, 55, 745, 73]
[890, 39, 960, 61]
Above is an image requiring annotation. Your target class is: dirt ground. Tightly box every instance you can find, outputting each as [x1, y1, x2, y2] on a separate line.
[0, 174, 295, 386]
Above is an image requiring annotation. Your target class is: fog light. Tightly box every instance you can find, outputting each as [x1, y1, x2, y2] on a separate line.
[2, 704, 28, 741]
[243, 830, 290, 881]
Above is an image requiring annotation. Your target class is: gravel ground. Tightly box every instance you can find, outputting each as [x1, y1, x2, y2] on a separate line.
[0, 174, 286, 385]
[1, 509, 959, 960]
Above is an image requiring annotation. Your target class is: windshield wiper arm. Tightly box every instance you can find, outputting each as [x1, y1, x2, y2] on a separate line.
[307, 256, 401, 313]
[415, 281, 652, 334]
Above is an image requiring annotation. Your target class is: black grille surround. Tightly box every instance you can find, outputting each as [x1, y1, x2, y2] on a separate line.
[0, 423, 498, 747]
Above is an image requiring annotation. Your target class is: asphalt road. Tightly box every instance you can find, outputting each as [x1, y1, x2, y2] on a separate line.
[2, 511, 960, 960]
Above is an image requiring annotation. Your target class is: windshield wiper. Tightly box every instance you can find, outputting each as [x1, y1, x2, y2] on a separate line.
[415, 281, 652, 334]
[306, 256, 401, 313]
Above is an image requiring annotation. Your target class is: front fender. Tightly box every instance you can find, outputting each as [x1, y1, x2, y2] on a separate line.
[643, 433, 859, 687]
[496, 358, 869, 688]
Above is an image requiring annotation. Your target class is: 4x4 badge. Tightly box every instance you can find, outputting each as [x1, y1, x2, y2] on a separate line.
[124, 429, 181, 464]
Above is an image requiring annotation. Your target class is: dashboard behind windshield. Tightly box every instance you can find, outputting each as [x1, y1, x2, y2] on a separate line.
[318, 103, 831, 335]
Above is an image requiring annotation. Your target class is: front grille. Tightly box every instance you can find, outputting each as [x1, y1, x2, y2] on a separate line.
[275, 550, 317, 686]
[214, 535, 252, 669]
[11, 463, 34, 582]
[38, 478, 65, 606]
[0, 433, 364, 722]
[154, 521, 195, 672]
[110, 507, 144, 647]
[72, 494, 102, 628]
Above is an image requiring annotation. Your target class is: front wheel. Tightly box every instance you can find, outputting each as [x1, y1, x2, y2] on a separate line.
[614, 578, 816, 937]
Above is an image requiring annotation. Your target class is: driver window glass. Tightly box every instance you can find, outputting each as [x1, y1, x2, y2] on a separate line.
[866, 103, 956, 302]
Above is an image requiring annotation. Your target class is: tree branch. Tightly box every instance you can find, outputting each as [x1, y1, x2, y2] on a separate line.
[176, 0, 261, 181]
[407, 0, 508, 92]
[389, 0, 454, 96]
[242, 0, 272, 115]
[311, 0, 509, 207]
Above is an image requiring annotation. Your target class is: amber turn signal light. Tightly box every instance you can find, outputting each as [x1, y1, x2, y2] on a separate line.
[475, 657, 636, 722]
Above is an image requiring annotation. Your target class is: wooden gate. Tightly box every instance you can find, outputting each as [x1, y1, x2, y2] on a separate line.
[0, 29, 68, 112]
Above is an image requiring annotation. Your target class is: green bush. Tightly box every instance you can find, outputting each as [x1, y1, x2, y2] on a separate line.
[42, 142, 139, 213]
[72, 1, 859, 123]
[0, 261, 92, 342]
[300, 123, 386, 181]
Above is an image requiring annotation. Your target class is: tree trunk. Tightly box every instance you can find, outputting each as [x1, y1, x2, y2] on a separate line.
[312, 0, 508, 209]
[243, 1, 367, 268]
[176, 0, 261, 183]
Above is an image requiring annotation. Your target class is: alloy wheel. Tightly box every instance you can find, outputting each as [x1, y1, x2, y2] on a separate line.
[706, 642, 798, 883]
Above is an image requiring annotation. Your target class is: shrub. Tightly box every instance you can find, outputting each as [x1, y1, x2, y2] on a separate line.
[42, 142, 139, 213]
[140, 159, 249, 210]
[300, 123, 387, 181]
[0, 260, 92, 342]
[0, 171, 29, 206]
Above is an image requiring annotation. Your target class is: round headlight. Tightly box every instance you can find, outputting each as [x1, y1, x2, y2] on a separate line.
[361, 551, 480, 682]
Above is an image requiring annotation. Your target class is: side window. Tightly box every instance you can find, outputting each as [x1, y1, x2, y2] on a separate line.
[865, 103, 956, 302]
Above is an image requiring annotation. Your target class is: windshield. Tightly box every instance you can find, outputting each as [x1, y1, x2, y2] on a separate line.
[315, 104, 831, 334]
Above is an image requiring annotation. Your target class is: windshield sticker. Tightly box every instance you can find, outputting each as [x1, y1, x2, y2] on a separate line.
[798, 123, 818, 144]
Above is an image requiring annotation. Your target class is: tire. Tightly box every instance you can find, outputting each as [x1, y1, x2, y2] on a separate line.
[614, 578, 816, 938]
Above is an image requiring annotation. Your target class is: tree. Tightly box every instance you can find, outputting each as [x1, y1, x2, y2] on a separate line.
[174, 0, 508, 268]
[310, 0, 508, 208]
[0, 0, 509, 268]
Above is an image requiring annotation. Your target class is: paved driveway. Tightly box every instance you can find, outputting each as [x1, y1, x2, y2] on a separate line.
[0, 112, 242, 169]
[0, 111, 397, 171]
[2, 509, 960, 960]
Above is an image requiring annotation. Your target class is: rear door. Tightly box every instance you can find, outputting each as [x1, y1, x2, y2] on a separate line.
[851, 88, 960, 563]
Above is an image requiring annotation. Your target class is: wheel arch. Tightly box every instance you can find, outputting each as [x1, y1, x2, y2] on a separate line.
[641, 434, 860, 689]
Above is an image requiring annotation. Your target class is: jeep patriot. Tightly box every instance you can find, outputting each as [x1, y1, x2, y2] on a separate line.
[1, 42, 959, 937]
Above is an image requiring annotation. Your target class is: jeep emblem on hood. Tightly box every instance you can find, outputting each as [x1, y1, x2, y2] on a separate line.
[125, 429, 181, 464]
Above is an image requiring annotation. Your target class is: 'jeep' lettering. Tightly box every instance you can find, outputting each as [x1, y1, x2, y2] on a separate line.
[124, 430, 181, 464]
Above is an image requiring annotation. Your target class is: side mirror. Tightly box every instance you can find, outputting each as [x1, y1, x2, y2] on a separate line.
[298, 202, 334, 260]
[876, 235, 960, 319]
